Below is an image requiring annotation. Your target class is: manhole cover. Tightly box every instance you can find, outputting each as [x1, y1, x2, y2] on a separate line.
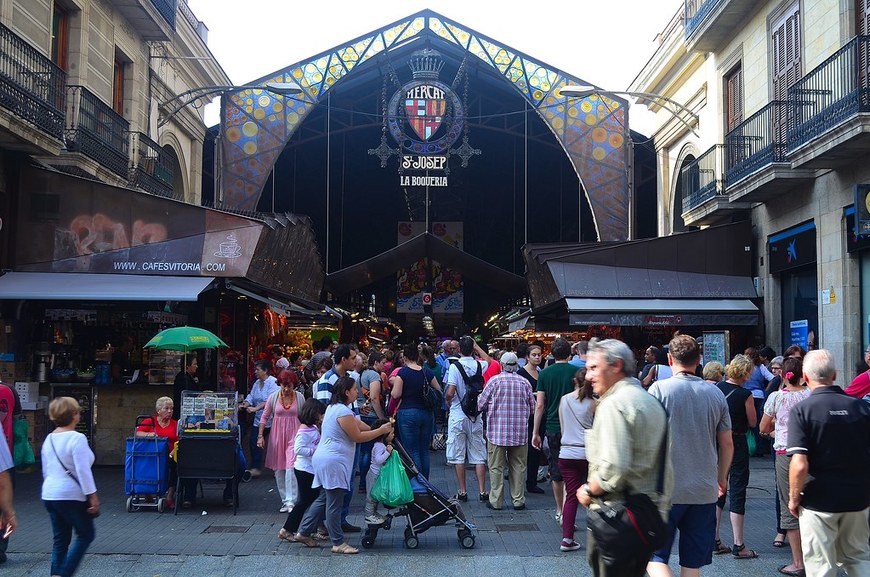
[495, 523, 539, 532]
[203, 525, 249, 534]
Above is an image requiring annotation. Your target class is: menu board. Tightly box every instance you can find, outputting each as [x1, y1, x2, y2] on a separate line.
[702, 331, 730, 366]
[51, 384, 95, 447]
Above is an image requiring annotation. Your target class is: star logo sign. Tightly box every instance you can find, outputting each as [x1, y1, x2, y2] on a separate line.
[786, 239, 798, 263]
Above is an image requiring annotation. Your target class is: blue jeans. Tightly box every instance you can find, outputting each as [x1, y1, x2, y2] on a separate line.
[44, 500, 95, 577]
[397, 407, 434, 478]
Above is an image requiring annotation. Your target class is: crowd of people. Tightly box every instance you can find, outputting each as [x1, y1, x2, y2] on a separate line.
[0, 332, 867, 576]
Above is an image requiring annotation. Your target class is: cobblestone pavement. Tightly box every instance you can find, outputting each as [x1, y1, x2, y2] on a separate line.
[7, 448, 800, 576]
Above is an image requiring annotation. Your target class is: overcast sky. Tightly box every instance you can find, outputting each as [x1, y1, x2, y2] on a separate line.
[187, 0, 679, 135]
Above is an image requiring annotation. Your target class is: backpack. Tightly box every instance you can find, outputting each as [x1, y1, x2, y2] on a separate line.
[455, 361, 485, 419]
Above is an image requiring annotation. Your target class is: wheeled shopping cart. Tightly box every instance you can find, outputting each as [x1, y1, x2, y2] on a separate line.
[124, 415, 170, 513]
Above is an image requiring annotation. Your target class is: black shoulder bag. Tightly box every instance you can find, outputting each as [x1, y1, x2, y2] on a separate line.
[586, 407, 668, 567]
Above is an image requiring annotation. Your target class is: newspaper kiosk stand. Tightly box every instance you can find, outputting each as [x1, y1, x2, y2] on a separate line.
[174, 390, 240, 514]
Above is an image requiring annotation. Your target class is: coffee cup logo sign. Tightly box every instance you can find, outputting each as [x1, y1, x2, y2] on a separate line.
[214, 233, 242, 258]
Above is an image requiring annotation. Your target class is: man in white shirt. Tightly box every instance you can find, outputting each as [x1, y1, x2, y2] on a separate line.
[445, 336, 489, 502]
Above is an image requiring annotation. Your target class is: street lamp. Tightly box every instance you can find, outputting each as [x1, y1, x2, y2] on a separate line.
[560, 85, 699, 137]
[158, 81, 303, 127]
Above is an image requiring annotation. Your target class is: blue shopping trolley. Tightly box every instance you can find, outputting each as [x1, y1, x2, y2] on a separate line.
[124, 415, 170, 513]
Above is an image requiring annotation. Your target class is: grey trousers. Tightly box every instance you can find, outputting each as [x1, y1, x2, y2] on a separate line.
[298, 487, 347, 545]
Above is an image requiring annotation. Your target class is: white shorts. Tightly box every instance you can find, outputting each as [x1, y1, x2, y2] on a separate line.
[446, 410, 486, 465]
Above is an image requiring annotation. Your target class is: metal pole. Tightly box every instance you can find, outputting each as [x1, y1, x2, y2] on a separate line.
[326, 92, 331, 274]
[524, 102, 528, 246]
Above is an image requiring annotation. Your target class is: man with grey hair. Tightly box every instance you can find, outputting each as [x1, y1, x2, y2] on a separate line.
[578, 339, 672, 577]
[477, 352, 536, 511]
[787, 349, 870, 577]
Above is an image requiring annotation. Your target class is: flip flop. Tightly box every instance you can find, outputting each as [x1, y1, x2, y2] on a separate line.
[778, 565, 805, 576]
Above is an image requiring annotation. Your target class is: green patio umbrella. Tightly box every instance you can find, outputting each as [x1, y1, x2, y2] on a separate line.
[144, 326, 228, 351]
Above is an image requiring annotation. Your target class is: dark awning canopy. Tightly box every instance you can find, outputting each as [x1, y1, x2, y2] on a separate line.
[524, 221, 759, 326]
[325, 232, 526, 297]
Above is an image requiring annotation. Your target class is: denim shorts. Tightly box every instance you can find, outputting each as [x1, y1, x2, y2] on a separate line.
[651, 502, 716, 568]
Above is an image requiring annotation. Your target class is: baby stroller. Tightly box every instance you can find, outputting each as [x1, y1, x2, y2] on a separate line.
[361, 438, 477, 550]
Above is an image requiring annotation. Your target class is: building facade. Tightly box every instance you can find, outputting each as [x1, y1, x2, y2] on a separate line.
[631, 0, 870, 377]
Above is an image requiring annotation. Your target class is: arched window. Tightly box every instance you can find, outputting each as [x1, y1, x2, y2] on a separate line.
[672, 154, 696, 233]
[162, 144, 184, 201]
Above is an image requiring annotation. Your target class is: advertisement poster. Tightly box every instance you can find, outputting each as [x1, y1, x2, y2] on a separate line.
[789, 319, 809, 349]
[396, 222, 464, 313]
[702, 331, 729, 366]
[16, 166, 261, 277]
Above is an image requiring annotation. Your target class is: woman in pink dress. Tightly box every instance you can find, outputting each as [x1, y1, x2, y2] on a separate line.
[258, 369, 304, 512]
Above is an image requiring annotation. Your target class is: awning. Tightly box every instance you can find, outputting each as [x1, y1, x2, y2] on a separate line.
[225, 279, 341, 324]
[566, 297, 759, 327]
[0, 272, 215, 301]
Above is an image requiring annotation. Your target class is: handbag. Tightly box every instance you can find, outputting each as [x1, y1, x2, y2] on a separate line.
[422, 375, 443, 411]
[586, 406, 668, 567]
[12, 418, 35, 471]
[47, 435, 100, 518]
[430, 422, 447, 451]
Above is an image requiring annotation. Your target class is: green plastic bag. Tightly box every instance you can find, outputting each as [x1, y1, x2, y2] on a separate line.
[747, 430, 757, 457]
[13, 418, 35, 471]
[369, 450, 413, 507]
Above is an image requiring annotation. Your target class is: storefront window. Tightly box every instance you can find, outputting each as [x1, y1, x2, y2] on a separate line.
[780, 264, 818, 351]
[860, 251, 870, 349]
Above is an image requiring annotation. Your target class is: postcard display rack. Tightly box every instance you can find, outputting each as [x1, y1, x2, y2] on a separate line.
[175, 390, 240, 514]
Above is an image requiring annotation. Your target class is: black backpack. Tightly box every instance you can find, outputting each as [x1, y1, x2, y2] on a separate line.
[455, 361, 485, 419]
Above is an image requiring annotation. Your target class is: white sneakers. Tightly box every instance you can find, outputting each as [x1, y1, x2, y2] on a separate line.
[364, 514, 386, 525]
[279, 503, 293, 513]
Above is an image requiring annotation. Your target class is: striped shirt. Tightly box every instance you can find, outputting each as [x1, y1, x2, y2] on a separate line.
[477, 372, 535, 447]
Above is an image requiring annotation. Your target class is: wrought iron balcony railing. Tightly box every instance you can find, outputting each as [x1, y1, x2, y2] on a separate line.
[178, 0, 200, 32]
[65, 85, 129, 179]
[129, 131, 174, 196]
[684, 0, 723, 37]
[788, 35, 870, 151]
[0, 22, 66, 140]
[150, 0, 177, 30]
[682, 144, 724, 213]
[724, 101, 789, 185]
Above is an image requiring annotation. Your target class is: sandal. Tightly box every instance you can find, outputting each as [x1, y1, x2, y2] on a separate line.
[777, 565, 806, 576]
[732, 543, 759, 559]
[292, 533, 321, 548]
[773, 533, 787, 548]
[713, 539, 731, 555]
[278, 528, 293, 542]
[331, 542, 359, 554]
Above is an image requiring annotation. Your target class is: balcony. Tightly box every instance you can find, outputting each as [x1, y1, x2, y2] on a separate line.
[684, 0, 757, 52]
[681, 145, 749, 226]
[65, 86, 129, 180]
[724, 101, 815, 202]
[787, 35, 870, 168]
[129, 132, 174, 197]
[0, 22, 66, 154]
[112, 0, 176, 41]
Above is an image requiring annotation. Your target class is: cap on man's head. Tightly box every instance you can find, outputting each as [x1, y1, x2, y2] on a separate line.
[500, 352, 519, 372]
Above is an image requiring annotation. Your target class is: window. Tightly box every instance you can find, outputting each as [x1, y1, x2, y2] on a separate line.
[724, 64, 744, 133]
[51, 6, 69, 71]
[112, 58, 125, 116]
[771, 2, 801, 101]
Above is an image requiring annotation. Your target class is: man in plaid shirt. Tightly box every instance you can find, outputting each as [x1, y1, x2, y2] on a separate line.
[478, 352, 536, 511]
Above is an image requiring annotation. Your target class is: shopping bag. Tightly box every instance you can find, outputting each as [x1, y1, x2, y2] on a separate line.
[369, 450, 413, 507]
[747, 430, 757, 457]
[13, 418, 35, 471]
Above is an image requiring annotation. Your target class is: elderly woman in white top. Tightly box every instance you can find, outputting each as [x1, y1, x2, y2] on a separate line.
[294, 376, 392, 554]
[42, 396, 99, 577]
[241, 359, 279, 477]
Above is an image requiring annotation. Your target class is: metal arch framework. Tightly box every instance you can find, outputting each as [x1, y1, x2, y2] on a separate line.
[219, 9, 632, 241]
